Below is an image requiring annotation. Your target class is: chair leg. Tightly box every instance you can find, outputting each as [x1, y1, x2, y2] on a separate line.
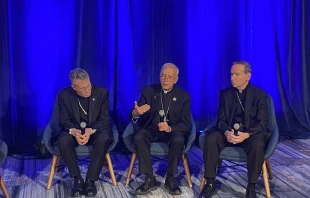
[182, 154, 192, 188]
[0, 175, 9, 198]
[126, 153, 136, 186]
[200, 175, 206, 190]
[105, 153, 117, 186]
[266, 159, 273, 179]
[54, 157, 60, 173]
[262, 161, 271, 198]
[47, 155, 59, 190]
[217, 159, 223, 173]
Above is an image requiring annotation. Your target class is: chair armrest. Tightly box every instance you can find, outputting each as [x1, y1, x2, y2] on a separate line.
[203, 119, 216, 133]
[108, 123, 119, 153]
[43, 123, 57, 155]
[265, 124, 279, 159]
[183, 116, 197, 154]
[122, 122, 136, 153]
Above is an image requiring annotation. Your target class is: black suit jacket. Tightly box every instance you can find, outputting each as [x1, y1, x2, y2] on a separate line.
[58, 86, 110, 132]
[216, 83, 269, 134]
[131, 84, 191, 134]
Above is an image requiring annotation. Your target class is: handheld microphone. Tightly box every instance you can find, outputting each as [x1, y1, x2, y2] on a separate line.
[159, 110, 165, 122]
[80, 122, 86, 135]
[233, 123, 240, 136]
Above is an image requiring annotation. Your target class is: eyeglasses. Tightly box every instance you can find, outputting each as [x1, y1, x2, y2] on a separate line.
[160, 75, 176, 82]
[75, 84, 92, 91]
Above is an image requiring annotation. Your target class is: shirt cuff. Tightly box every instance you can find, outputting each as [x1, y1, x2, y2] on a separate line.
[132, 110, 140, 123]
[92, 129, 97, 134]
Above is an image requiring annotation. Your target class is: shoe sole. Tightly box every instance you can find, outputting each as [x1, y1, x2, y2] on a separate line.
[135, 186, 158, 195]
[199, 189, 217, 198]
[163, 185, 182, 195]
[71, 190, 84, 197]
[85, 194, 97, 197]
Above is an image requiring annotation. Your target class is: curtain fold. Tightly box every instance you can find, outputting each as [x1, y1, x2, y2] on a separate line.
[0, 0, 309, 150]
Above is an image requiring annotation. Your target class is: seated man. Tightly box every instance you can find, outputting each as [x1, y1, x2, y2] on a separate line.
[131, 63, 191, 195]
[56, 68, 111, 197]
[199, 61, 271, 198]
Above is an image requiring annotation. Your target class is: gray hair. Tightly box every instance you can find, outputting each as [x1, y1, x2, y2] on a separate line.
[69, 68, 89, 84]
[233, 60, 252, 74]
[160, 63, 179, 76]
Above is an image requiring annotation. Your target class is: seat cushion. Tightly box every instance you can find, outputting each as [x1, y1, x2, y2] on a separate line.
[150, 142, 169, 156]
[219, 147, 247, 162]
[53, 145, 93, 157]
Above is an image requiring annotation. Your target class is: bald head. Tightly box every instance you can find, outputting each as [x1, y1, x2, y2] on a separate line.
[160, 63, 179, 91]
[160, 63, 179, 77]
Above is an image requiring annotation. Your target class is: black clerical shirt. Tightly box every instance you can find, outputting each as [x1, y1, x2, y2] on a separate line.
[232, 86, 247, 130]
[77, 94, 89, 125]
[149, 89, 172, 131]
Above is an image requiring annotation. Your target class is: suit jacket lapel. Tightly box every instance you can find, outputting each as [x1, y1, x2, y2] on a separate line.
[70, 93, 81, 124]
[244, 83, 254, 128]
[151, 88, 161, 119]
[143, 87, 160, 128]
[227, 89, 235, 127]
[88, 87, 96, 125]
[167, 88, 176, 122]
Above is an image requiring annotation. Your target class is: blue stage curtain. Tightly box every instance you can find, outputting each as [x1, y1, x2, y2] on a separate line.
[0, 0, 309, 150]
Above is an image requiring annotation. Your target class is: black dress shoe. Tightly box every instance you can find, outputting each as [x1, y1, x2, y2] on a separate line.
[84, 180, 97, 197]
[199, 183, 217, 198]
[135, 176, 158, 195]
[164, 177, 181, 195]
[246, 187, 257, 198]
[72, 178, 84, 197]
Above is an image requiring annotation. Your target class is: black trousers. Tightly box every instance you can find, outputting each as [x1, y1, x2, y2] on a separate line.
[203, 131, 270, 183]
[133, 129, 185, 175]
[57, 130, 111, 181]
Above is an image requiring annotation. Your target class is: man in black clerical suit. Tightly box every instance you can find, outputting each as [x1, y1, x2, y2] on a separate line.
[57, 68, 111, 197]
[199, 61, 271, 198]
[131, 63, 191, 195]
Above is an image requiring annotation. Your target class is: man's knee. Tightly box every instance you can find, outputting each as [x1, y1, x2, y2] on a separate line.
[170, 133, 185, 146]
[133, 130, 147, 143]
[205, 131, 221, 145]
[250, 140, 265, 151]
[247, 134, 266, 151]
[95, 132, 110, 145]
[58, 132, 74, 148]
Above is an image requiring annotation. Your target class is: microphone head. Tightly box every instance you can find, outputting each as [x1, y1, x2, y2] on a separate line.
[233, 123, 240, 130]
[159, 110, 165, 117]
[80, 122, 86, 129]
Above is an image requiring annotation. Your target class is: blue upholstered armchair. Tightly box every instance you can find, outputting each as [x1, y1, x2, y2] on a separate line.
[43, 95, 119, 189]
[198, 94, 279, 198]
[123, 115, 196, 188]
[0, 140, 9, 198]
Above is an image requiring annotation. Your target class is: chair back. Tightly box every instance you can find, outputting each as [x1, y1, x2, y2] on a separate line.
[43, 94, 61, 155]
[0, 140, 8, 165]
[265, 95, 279, 159]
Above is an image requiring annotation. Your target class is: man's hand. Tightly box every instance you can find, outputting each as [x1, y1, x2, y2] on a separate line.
[226, 130, 250, 144]
[80, 128, 92, 145]
[158, 122, 171, 133]
[133, 101, 151, 117]
[224, 129, 234, 142]
[71, 129, 84, 145]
